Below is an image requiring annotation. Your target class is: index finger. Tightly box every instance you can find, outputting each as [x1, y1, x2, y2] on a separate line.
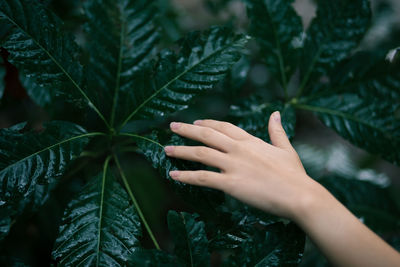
[170, 122, 235, 152]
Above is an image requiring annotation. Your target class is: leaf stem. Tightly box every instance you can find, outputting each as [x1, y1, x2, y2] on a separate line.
[118, 133, 164, 149]
[113, 153, 161, 250]
[110, 20, 126, 129]
[96, 155, 112, 267]
[296, 47, 323, 98]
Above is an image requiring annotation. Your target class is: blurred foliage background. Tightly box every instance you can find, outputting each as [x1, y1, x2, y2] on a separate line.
[0, 0, 399, 266]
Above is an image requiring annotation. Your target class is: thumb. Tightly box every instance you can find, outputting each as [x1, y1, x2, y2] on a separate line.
[268, 111, 292, 150]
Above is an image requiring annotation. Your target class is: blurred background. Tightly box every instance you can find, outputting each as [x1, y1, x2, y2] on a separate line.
[0, 0, 399, 266]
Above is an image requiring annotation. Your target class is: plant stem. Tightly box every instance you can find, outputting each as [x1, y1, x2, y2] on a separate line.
[296, 47, 323, 98]
[96, 155, 112, 267]
[118, 133, 164, 149]
[113, 153, 161, 250]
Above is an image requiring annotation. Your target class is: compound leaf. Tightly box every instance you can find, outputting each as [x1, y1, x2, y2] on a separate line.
[0, 0, 107, 123]
[230, 96, 296, 142]
[84, 0, 159, 127]
[300, 0, 371, 93]
[134, 130, 224, 217]
[297, 52, 400, 165]
[297, 94, 400, 165]
[52, 165, 142, 266]
[246, 0, 303, 88]
[120, 27, 249, 127]
[0, 121, 93, 240]
[167, 210, 210, 267]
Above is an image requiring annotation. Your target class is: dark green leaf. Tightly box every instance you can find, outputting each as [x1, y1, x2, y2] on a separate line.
[222, 56, 250, 95]
[83, 0, 159, 127]
[135, 130, 224, 216]
[330, 51, 400, 99]
[129, 249, 184, 267]
[223, 222, 305, 267]
[0, 121, 93, 240]
[119, 27, 249, 127]
[230, 96, 296, 141]
[0, 0, 110, 126]
[300, 0, 371, 93]
[296, 92, 400, 165]
[246, 0, 303, 88]
[52, 166, 142, 266]
[318, 175, 400, 233]
[167, 210, 210, 267]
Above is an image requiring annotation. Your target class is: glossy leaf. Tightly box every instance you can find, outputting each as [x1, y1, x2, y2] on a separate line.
[230, 96, 296, 141]
[0, 0, 86, 105]
[318, 175, 400, 233]
[0, 121, 92, 240]
[296, 92, 400, 165]
[52, 168, 142, 266]
[120, 27, 249, 127]
[135, 130, 224, 216]
[246, 0, 303, 88]
[167, 210, 210, 267]
[300, 0, 371, 92]
[219, 220, 305, 267]
[330, 51, 400, 99]
[83, 0, 159, 127]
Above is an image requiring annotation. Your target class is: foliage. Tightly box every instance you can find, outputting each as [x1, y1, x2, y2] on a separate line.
[0, 0, 399, 266]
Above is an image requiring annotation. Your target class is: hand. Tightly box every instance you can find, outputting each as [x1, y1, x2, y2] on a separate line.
[164, 111, 322, 220]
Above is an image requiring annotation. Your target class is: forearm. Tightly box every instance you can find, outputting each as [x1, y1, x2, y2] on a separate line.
[293, 179, 400, 267]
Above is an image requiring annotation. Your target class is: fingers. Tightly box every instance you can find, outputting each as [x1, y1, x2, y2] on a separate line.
[193, 119, 250, 140]
[164, 145, 228, 170]
[268, 111, 293, 150]
[170, 122, 234, 152]
[169, 170, 227, 191]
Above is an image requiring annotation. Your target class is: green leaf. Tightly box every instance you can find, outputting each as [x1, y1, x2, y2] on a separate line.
[133, 130, 224, 216]
[129, 249, 184, 267]
[296, 92, 400, 165]
[119, 27, 249, 128]
[300, 0, 371, 93]
[230, 96, 296, 141]
[330, 51, 400, 99]
[222, 221, 305, 267]
[0, 0, 108, 126]
[52, 162, 142, 266]
[167, 211, 210, 267]
[318, 175, 400, 233]
[83, 0, 160, 127]
[0, 121, 95, 240]
[246, 0, 303, 90]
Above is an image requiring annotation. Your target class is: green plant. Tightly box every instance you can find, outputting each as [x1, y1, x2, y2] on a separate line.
[0, 0, 306, 266]
[0, 0, 399, 266]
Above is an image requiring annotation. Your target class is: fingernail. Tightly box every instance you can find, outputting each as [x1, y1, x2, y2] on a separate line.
[273, 111, 281, 123]
[170, 122, 181, 130]
[164, 146, 174, 154]
[169, 170, 180, 179]
[193, 120, 202, 125]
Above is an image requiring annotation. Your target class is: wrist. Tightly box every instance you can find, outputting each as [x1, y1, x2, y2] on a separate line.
[289, 177, 335, 225]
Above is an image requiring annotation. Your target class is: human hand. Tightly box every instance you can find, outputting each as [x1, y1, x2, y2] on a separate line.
[164, 111, 323, 220]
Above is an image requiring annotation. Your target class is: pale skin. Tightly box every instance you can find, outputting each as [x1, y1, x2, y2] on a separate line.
[164, 111, 400, 267]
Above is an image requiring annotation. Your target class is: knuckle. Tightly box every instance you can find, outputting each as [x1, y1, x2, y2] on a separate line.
[200, 128, 213, 139]
[197, 171, 209, 185]
[194, 147, 208, 158]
